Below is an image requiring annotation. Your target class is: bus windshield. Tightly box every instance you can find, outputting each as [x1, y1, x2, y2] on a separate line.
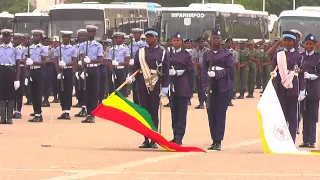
[15, 16, 49, 35]
[0, 17, 13, 30]
[50, 9, 104, 38]
[277, 16, 320, 40]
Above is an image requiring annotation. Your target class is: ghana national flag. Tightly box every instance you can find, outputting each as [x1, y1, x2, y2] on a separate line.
[92, 90, 205, 152]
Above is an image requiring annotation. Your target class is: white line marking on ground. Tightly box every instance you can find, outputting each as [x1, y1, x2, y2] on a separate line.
[42, 139, 260, 180]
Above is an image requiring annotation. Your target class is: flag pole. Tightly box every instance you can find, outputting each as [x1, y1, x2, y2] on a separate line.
[116, 69, 140, 91]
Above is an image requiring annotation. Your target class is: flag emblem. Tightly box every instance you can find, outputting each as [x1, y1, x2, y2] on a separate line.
[273, 123, 289, 141]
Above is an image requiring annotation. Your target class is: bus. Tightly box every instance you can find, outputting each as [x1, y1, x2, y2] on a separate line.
[0, 11, 14, 31]
[111, 2, 162, 29]
[49, 3, 149, 38]
[188, 3, 245, 11]
[271, 10, 320, 41]
[14, 11, 50, 35]
[160, 7, 269, 42]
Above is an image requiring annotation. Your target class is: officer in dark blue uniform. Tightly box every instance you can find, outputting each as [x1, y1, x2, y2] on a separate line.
[12, 33, 25, 119]
[169, 32, 193, 145]
[54, 31, 77, 120]
[26, 29, 48, 122]
[299, 34, 320, 148]
[201, 29, 234, 151]
[0, 29, 21, 124]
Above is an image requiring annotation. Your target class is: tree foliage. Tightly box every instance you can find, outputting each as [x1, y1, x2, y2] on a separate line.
[0, 0, 34, 14]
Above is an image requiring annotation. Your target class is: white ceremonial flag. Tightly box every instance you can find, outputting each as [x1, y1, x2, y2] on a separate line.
[257, 80, 318, 155]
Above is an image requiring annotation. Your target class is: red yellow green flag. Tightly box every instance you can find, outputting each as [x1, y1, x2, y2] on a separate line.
[92, 90, 205, 152]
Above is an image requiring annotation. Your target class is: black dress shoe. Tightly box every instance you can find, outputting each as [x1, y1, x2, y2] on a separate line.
[207, 142, 221, 151]
[6, 119, 13, 124]
[237, 95, 244, 99]
[42, 101, 50, 107]
[75, 108, 87, 117]
[246, 94, 254, 98]
[170, 139, 176, 143]
[57, 113, 71, 120]
[24, 101, 32, 105]
[149, 141, 158, 149]
[13, 112, 22, 119]
[30, 113, 35, 116]
[297, 129, 300, 134]
[72, 103, 81, 108]
[28, 116, 43, 123]
[299, 142, 310, 148]
[309, 143, 315, 148]
[228, 102, 234, 106]
[195, 104, 204, 109]
[81, 116, 95, 123]
[0, 119, 6, 124]
[139, 141, 150, 148]
[51, 99, 60, 103]
[163, 103, 171, 107]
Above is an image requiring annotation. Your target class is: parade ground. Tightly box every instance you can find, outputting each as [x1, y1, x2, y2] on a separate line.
[1, 93, 320, 180]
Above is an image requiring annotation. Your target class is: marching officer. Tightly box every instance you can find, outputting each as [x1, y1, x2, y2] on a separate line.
[79, 25, 103, 123]
[98, 39, 108, 103]
[0, 29, 21, 124]
[55, 31, 77, 120]
[270, 31, 305, 142]
[26, 29, 48, 122]
[12, 33, 25, 119]
[168, 32, 193, 145]
[184, 39, 195, 105]
[237, 41, 250, 99]
[225, 37, 238, 106]
[107, 32, 130, 95]
[74, 29, 87, 118]
[128, 28, 148, 104]
[127, 28, 169, 149]
[42, 36, 56, 107]
[202, 29, 234, 151]
[299, 34, 320, 148]
[194, 37, 208, 109]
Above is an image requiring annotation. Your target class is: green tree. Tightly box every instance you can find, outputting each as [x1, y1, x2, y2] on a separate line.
[0, 0, 34, 14]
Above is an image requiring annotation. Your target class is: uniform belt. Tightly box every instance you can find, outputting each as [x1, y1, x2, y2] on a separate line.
[0, 63, 14, 67]
[30, 65, 41, 69]
[60, 66, 73, 69]
[86, 64, 99, 68]
[211, 66, 225, 70]
[115, 66, 124, 69]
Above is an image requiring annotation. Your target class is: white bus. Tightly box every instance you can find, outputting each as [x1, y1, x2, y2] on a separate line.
[49, 3, 149, 38]
[160, 7, 269, 42]
[271, 10, 320, 41]
[14, 11, 50, 35]
[0, 11, 14, 30]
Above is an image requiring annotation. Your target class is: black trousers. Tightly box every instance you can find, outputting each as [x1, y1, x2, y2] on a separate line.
[58, 69, 73, 111]
[75, 71, 86, 106]
[43, 63, 55, 101]
[14, 66, 25, 112]
[114, 68, 126, 95]
[0, 66, 15, 101]
[30, 68, 44, 115]
[85, 66, 100, 115]
[99, 66, 107, 103]
[170, 96, 189, 142]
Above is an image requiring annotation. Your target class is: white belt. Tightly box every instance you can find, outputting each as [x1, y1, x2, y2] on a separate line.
[150, 69, 157, 74]
[60, 66, 73, 69]
[211, 66, 225, 70]
[0, 63, 14, 67]
[30, 65, 41, 69]
[20, 64, 24, 67]
[86, 64, 98, 68]
[115, 66, 124, 69]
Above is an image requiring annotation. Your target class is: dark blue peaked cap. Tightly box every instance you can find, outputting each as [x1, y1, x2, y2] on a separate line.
[171, 32, 182, 39]
[282, 31, 297, 40]
[144, 28, 159, 36]
[211, 29, 221, 36]
[305, 33, 317, 42]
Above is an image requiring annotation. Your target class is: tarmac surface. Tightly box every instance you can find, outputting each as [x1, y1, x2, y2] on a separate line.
[1, 92, 320, 180]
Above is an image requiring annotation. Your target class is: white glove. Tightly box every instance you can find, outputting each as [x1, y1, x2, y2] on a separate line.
[59, 61, 66, 67]
[112, 60, 119, 66]
[129, 59, 134, 65]
[24, 78, 28, 86]
[298, 90, 306, 101]
[75, 72, 79, 80]
[84, 56, 91, 63]
[80, 72, 87, 79]
[14, 81, 20, 90]
[270, 71, 277, 77]
[304, 72, 318, 80]
[57, 73, 62, 80]
[26, 58, 33, 65]
[176, 70, 185, 76]
[207, 71, 215, 77]
[78, 60, 82, 66]
[169, 69, 176, 76]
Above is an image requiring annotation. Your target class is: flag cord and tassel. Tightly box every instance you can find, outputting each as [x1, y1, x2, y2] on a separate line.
[116, 69, 141, 91]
